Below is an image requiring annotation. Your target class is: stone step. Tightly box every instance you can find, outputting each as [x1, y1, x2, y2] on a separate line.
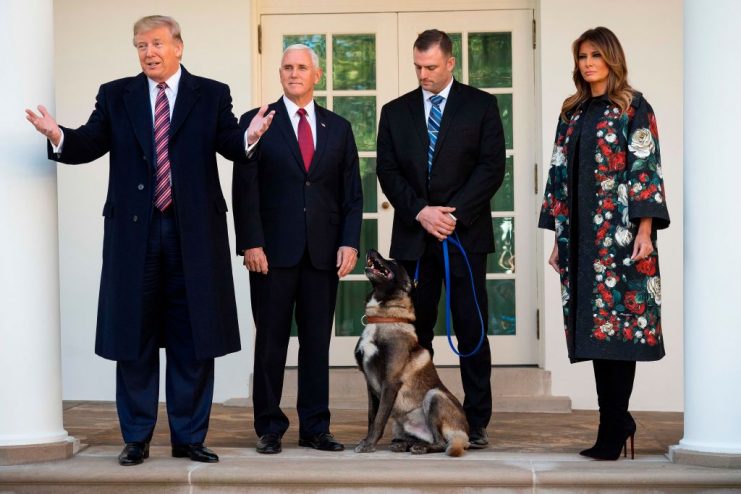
[2, 446, 740, 493]
[225, 367, 572, 413]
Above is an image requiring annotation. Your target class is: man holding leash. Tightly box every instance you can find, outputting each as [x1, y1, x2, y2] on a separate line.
[376, 29, 506, 448]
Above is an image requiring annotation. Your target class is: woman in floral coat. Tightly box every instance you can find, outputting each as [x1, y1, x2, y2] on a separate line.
[539, 27, 670, 461]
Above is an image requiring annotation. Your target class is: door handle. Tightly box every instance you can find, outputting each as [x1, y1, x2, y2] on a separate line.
[381, 201, 390, 209]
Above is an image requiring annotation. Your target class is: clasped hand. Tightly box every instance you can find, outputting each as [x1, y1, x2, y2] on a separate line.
[418, 205, 457, 241]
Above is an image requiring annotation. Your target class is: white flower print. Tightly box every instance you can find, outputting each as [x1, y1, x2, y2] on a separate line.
[628, 128, 655, 159]
[605, 132, 617, 143]
[647, 276, 661, 305]
[601, 178, 615, 191]
[594, 262, 606, 273]
[561, 285, 569, 306]
[604, 237, 613, 247]
[551, 145, 566, 167]
[655, 193, 663, 203]
[617, 183, 629, 206]
[594, 214, 604, 225]
[637, 317, 648, 328]
[605, 276, 617, 288]
[615, 226, 634, 247]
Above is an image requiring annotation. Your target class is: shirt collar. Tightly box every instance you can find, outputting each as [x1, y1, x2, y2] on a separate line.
[147, 66, 182, 97]
[282, 95, 316, 120]
[422, 77, 454, 103]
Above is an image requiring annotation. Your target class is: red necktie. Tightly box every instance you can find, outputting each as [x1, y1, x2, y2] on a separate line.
[153, 82, 172, 211]
[297, 108, 314, 171]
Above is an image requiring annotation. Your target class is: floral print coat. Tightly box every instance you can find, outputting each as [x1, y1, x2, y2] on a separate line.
[539, 92, 670, 362]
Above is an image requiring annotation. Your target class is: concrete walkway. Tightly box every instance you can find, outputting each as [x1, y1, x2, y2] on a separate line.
[1, 402, 740, 492]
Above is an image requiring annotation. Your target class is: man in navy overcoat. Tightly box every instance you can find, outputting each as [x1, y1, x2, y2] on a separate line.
[25, 15, 274, 466]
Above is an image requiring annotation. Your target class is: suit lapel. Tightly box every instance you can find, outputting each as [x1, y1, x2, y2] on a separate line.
[123, 73, 154, 166]
[308, 103, 328, 176]
[406, 88, 429, 151]
[432, 80, 463, 165]
[170, 66, 200, 138]
[273, 97, 306, 173]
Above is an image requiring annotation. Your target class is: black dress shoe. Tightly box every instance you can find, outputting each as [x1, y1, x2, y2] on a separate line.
[256, 433, 282, 454]
[468, 428, 489, 449]
[171, 443, 219, 463]
[118, 442, 149, 466]
[298, 432, 345, 451]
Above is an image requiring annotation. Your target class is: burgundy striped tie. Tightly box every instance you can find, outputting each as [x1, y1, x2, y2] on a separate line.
[153, 82, 172, 211]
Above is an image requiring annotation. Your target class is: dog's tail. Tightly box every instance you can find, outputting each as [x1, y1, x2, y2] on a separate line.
[444, 430, 469, 457]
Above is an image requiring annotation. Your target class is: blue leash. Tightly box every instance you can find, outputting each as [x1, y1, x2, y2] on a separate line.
[414, 232, 486, 358]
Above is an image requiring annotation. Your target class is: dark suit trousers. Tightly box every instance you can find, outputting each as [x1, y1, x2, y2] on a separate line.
[116, 209, 215, 445]
[402, 239, 492, 429]
[249, 250, 339, 437]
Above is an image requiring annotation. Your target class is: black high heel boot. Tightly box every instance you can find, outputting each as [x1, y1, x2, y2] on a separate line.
[582, 359, 637, 460]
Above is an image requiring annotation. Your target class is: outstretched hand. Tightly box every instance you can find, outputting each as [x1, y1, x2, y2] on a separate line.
[247, 105, 275, 145]
[26, 105, 62, 146]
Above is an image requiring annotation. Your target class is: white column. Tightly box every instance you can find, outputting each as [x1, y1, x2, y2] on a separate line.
[669, 0, 741, 467]
[0, 0, 71, 463]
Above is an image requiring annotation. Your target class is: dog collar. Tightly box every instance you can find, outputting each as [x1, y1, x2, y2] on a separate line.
[365, 316, 414, 324]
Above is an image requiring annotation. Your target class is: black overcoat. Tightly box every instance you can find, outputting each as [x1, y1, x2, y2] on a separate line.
[48, 67, 243, 361]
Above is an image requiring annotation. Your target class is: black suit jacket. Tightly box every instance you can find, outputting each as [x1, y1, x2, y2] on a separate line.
[376, 80, 506, 260]
[48, 66, 243, 361]
[232, 98, 362, 270]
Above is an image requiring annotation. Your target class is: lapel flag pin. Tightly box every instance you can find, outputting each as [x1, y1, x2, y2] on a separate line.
[321, 122, 326, 127]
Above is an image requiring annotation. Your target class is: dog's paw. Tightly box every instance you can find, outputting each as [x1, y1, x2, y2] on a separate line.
[409, 444, 429, 455]
[389, 441, 410, 453]
[354, 439, 376, 453]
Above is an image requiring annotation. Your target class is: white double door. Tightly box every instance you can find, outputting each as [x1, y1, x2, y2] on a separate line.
[260, 9, 536, 366]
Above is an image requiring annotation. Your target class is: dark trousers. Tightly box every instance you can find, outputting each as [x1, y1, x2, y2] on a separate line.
[402, 239, 492, 429]
[249, 251, 339, 437]
[592, 359, 636, 425]
[116, 209, 215, 446]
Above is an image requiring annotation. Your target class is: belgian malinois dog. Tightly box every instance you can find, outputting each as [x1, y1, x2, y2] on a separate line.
[354, 249, 469, 456]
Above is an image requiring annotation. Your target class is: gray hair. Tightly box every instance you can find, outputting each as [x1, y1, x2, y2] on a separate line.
[132, 15, 183, 46]
[282, 44, 320, 68]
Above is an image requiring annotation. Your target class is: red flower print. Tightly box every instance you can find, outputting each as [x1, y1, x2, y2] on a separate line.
[608, 152, 626, 171]
[624, 327, 634, 340]
[646, 333, 657, 346]
[624, 291, 646, 315]
[594, 330, 607, 341]
[639, 173, 649, 183]
[602, 198, 616, 210]
[649, 112, 659, 139]
[552, 199, 569, 217]
[635, 257, 657, 276]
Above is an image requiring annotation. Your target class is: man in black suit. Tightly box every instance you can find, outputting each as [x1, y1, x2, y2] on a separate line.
[376, 29, 506, 448]
[26, 15, 274, 466]
[232, 44, 362, 454]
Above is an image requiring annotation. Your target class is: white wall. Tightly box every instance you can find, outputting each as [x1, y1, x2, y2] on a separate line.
[53, 0, 255, 403]
[537, 0, 684, 410]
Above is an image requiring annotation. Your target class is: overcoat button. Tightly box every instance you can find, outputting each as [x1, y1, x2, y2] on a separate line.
[137, 184, 144, 190]
[132, 215, 138, 222]
[305, 181, 311, 186]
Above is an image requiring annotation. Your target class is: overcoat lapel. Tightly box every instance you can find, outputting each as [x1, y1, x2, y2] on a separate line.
[123, 73, 154, 166]
[170, 67, 200, 139]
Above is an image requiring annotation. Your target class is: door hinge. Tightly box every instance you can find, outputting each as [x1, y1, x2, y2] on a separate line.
[534, 162, 538, 194]
[258, 24, 262, 55]
[532, 19, 537, 49]
[536, 309, 540, 340]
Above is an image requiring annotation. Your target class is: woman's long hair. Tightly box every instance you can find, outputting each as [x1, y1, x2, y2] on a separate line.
[560, 27, 634, 122]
